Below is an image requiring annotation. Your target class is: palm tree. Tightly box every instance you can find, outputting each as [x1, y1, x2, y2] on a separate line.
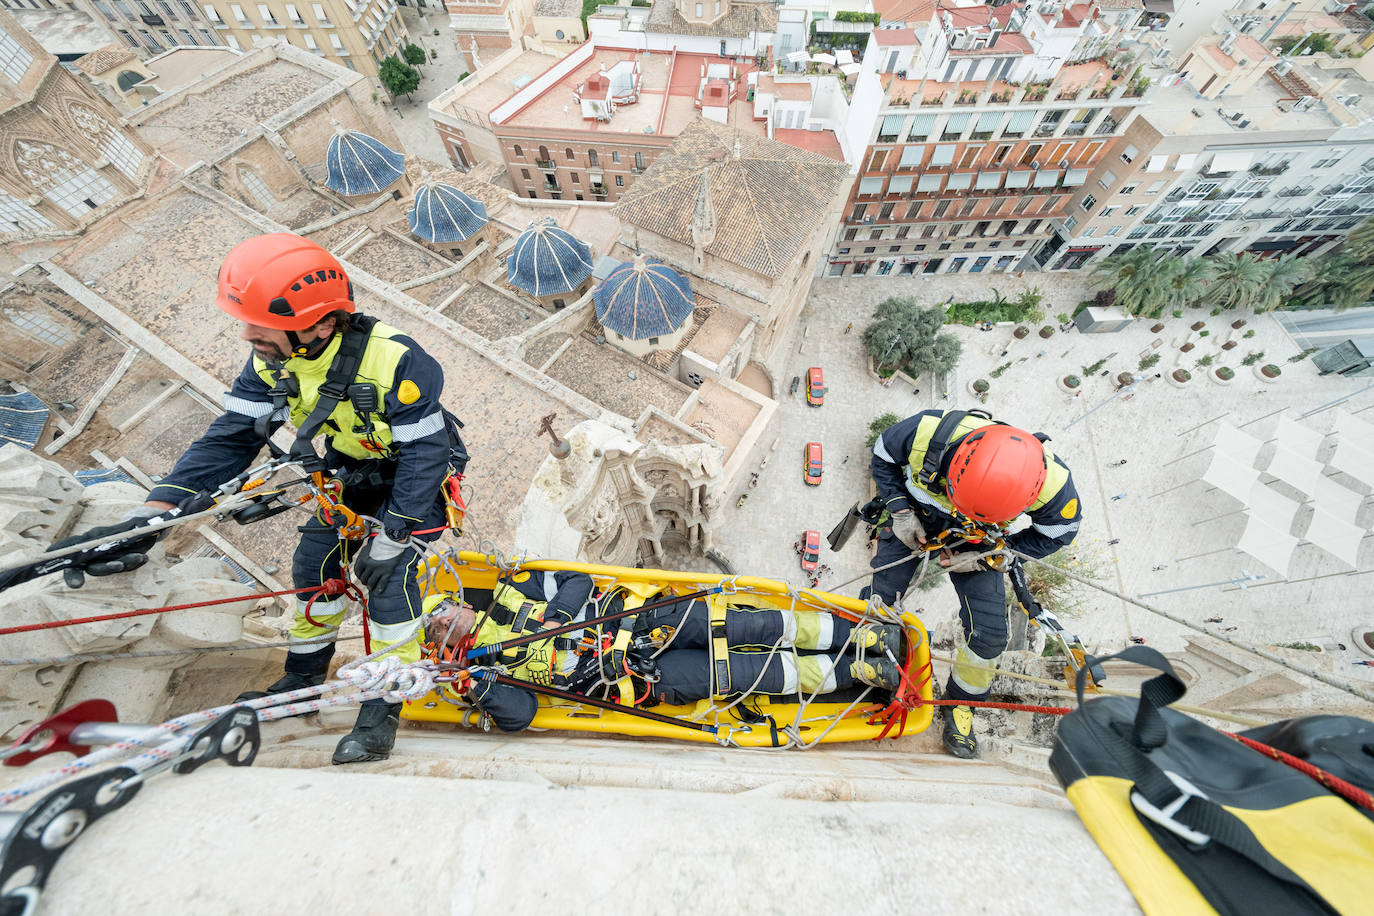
[1090, 246, 1172, 316]
[1205, 252, 1268, 310]
[1160, 257, 1214, 314]
[1253, 253, 1313, 312]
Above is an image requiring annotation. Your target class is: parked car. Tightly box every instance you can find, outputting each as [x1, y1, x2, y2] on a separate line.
[806, 367, 825, 406]
[803, 441, 823, 486]
[800, 530, 821, 572]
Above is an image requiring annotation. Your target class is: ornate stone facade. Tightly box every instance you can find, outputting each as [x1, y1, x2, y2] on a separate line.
[0, 9, 152, 238]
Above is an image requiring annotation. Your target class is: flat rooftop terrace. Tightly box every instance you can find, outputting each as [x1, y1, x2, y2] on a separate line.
[500, 48, 761, 138]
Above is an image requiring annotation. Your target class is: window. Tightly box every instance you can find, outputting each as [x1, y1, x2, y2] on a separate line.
[1082, 227, 1095, 237]
[139, 29, 161, 50]
[828, 263, 846, 277]
[1065, 215, 1078, 231]
[1125, 205, 1141, 216]
[863, 246, 876, 253]
[634, 152, 645, 170]
[226, 33, 240, 48]
[991, 144, 1013, 167]
[285, 3, 302, 22]
[330, 34, 343, 50]
[312, 2, 327, 22]
[565, 147, 575, 161]
[520, 169, 530, 179]
[1121, 183, 1137, 195]
[898, 146, 924, 169]
[256, 3, 275, 22]
[615, 176, 623, 187]
[1080, 194, 1096, 212]
[203, 3, 222, 21]
[230, 3, 247, 23]
[303, 33, 319, 51]
[1145, 180, 1164, 194]
[588, 149, 598, 167]
[694, 2, 702, 15]
[0, 29, 34, 82]
[611, 150, 621, 163]
[958, 145, 982, 168]
[513, 145, 523, 158]
[1120, 143, 1138, 165]
[869, 229, 882, 240]
[1101, 206, 1116, 217]
[571, 172, 579, 183]
[1098, 169, 1116, 189]
[1313, 148, 1347, 169]
[1106, 226, 1120, 237]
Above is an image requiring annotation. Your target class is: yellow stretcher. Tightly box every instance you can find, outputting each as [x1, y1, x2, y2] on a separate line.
[402, 551, 933, 748]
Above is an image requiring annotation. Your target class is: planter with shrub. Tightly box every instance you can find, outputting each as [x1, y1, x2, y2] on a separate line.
[1231, 319, 1247, 330]
[1210, 366, 1235, 385]
[1039, 325, 1054, 339]
[1190, 321, 1205, 332]
[1180, 342, 1195, 353]
[1221, 340, 1237, 350]
[1168, 368, 1192, 387]
[1013, 326, 1030, 339]
[969, 378, 990, 397]
[1058, 374, 1081, 394]
[1116, 371, 1135, 388]
[1256, 363, 1281, 382]
[1150, 322, 1165, 333]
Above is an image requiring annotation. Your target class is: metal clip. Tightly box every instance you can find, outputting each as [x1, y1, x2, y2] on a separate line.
[1129, 771, 1212, 848]
[0, 766, 141, 915]
[172, 706, 261, 775]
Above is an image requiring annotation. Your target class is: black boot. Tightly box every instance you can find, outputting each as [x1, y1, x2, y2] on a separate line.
[331, 702, 402, 765]
[234, 670, 326, 703]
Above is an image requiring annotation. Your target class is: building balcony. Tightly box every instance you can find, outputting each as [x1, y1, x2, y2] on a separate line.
[140, 13, 165, 25]
[543, 180, 561, 192]
[1278, 187, 1312, 198]
[591, 185, 608, 198]
[1063, 124, 1089, 137]
[1250, 162, 1289, 177]
[535, 158, 556, 170]
[1094, 117, 1118, 135]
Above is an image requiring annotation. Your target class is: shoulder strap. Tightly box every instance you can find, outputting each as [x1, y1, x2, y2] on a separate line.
[289, 315, 377, 467]
[917, 409, 992, 488]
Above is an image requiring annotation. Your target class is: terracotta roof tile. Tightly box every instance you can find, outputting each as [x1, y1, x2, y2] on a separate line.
[613, 118, 848, 279]
[74, 44, 137, 76]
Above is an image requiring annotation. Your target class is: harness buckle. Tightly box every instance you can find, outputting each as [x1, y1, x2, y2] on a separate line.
[1129, 771, 1212, 848]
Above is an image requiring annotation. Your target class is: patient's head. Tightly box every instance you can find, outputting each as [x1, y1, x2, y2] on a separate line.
[424, 596, 476, 650]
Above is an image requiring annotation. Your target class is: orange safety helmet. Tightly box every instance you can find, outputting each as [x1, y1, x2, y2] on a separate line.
[216, 233, 354, 330]
[946, 425, 1047, 524]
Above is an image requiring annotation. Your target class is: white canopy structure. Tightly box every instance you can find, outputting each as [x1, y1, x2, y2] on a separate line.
[1264, 445, 1323, 495]
[785, 51, 809, 64]
[1327, 440, 1374, 489]
[812, 53, 837, 66]
[834, 49, 854, 65]
[1247, 482, 1300, 533]
[1304, 509, 1365, 568]
[1334, 409, 1374, 454]
[1273, 415, 1326, 460]
[1236, 513, 1299, 575]
[1213, 422, 1263, 467]
[839, 63, 862, 77]
[1201, 451, 1259, 503]
[1312, 476, 1363, 526]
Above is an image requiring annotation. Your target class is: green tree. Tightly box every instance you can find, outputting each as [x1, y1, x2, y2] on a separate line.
[1090, 246, 1172, 316]
[861, 297, 962, 378]
[1205, 252, 1268, 310]
[378, 56, 421, 99]
[402, 43, 427, 69]
[1254, 254, 1312, 312]
[1291, 217, 1374, 310]
[866, 412, 903, 448]
[1160, 256, 1214, 313]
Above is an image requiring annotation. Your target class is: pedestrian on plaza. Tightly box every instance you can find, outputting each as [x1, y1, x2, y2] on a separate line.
[912, 387, 921, 396]
[1152, 564, 1167, 571]
[845, 322, 853, 334]
[1111, 492, 1127, 502]
[999, 349, 1008, 357]
[1107, 538, 1120, 546]
[1113, 459, 1128, 466]
[842, 455, 850, 464]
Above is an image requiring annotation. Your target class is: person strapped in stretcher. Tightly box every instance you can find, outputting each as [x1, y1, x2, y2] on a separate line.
[423, 570, 905, 733]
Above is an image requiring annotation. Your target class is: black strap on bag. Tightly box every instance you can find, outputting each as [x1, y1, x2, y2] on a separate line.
[1074, 647, 1340, 915]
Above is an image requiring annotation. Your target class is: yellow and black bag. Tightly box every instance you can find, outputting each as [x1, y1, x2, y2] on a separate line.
[1050, 646, 1374, 916]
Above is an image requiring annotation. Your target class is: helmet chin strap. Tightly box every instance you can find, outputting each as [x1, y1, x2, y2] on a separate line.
[286, 327, 334, 359]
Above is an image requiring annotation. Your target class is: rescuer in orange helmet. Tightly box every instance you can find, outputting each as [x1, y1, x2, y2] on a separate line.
[865, 410, 1081, 759]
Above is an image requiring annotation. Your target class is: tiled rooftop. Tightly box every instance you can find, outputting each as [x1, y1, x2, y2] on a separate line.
[545, 335, 691, 420]
[136, 60, 331, 167]
[337, 231, 451, 286]
[444, 282, 545, 341]
[614, 118, 850, 278]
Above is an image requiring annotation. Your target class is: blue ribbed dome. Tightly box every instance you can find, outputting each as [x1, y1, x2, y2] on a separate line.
[594, 257, 694, 340]
[506, 218, 594, 297]
[408, 182, 487, 243]
[324, 129, 405, 196]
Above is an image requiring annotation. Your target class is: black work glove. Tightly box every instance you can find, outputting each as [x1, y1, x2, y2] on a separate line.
[599, 648, 626, 682]
[353, 530, 411, 592]
[47, 511, 161, 589]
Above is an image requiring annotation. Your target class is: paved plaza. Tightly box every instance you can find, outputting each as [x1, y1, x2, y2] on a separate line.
[712, 273, 1374, 686]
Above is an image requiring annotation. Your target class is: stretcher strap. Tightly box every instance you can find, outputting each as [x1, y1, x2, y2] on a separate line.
[709, 598, 730, 696]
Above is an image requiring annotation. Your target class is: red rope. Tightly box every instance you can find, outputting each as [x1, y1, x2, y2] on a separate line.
[0, 579, 352, 636]
[1225, 731, 1374, 813]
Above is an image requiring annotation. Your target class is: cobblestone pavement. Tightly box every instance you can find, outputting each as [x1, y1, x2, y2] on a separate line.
[711, 273, 1374, 686]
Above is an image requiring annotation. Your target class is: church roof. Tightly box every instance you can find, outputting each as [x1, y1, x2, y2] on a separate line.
[594, 257, 694, 340]
[324, 129, 405, 196]
[408, 182, 487, 243]
[613, 118, 849, 278]
[507, 218, 595, 297]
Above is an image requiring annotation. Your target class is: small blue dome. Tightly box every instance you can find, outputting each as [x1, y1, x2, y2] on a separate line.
[507, 218, 594, 297]
[594, 257, 694, 340]
[324, 129, 405, 196]
[408, 183, 487, 243]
